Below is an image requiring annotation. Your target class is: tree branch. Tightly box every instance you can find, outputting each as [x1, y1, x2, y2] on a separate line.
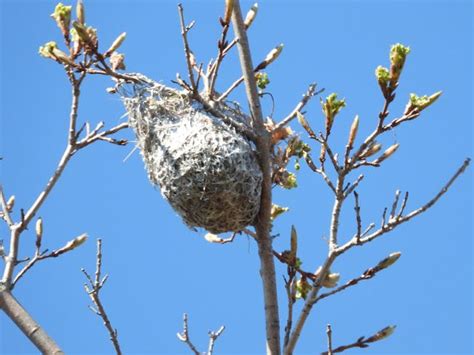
[232, 1, 281, 353]
[82, 239, 122, 355]
[0, 287, 64, 354]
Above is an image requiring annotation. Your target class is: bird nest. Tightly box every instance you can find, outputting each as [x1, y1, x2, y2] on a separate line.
[119, 75, 262, 234]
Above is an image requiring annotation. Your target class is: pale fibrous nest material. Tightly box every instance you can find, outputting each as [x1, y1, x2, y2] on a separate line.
[119, 75, 262, 234]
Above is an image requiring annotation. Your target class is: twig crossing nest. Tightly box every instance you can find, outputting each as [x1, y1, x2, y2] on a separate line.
[119, 75, 262, 234]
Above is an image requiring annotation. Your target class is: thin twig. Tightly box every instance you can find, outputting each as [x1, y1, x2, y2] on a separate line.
[274, 84, 319, 131]
[337, 158, 470, 254]
[321, 325, 396, 355]
[82, 239, 122, 355]
[178, 4, 198, 93]
[0, 186, 14, 228]
[326, 324, 333, 355]
[353, 191, 362, 243]
[207, 325, 226, 355]
[176, 313, 200, 355]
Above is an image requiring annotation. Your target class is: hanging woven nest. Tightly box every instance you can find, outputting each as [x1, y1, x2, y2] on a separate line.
[119, 75, 262, 234]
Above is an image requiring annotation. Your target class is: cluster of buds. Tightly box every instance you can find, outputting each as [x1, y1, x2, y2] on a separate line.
[40, 1, 127, 71]
[404, 91, 442, 116]
[51, 3, 72, 40]
[276, 170, 297, 189]
[321, 93, 346, 136]
[39, 41, 75, 66]
[71, 21, 98, 54]
[375, 43, 410, 98]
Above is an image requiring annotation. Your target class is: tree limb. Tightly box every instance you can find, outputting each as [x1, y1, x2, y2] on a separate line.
[232, 1, 281, 353]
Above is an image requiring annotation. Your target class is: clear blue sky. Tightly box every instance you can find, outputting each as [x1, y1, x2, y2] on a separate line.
[0, 0, 472, 354]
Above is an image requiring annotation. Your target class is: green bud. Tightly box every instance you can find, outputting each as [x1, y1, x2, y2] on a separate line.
[255, 72, 270, 90]
[294, 160, 300, 171]
[389, 43, 410, 83]
[284, 172, 297, 189]
[375, 65, 390, 86]
[322, 93, 346, 132]
[51, 3, 72, 37]
[406, 91, 442, 113]
[39, 41, 58, 59]
[295, 277, 311, 300]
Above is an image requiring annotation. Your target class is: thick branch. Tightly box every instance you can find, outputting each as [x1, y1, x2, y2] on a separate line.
[0, 288, 64, 354]
[232, 1, 281, 354]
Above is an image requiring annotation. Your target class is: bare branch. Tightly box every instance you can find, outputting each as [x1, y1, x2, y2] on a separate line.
[316, 252, 401, 302]
[326, 324, 333, 355]
[274, 84, 320, 130]
[176, 313, 200, 355]
[0, 288, 64, 354]
[82, 239, 122, 355]
[177, 4, 198, 94]
[353, 191, 362, 244]
[337, 158, 471, 254]
[207, 325, 226, 355]
[12, 233, 87, 288]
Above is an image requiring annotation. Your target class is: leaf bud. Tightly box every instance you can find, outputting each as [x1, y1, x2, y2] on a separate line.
[35, 218, 43, 239]
[360, 142, 382, 159]
[223, 0, 234, 25]
[244, 3, 258, 29]
[51, 3, 72, 37]
[374, 143, 399, 164]
[377, 252, 401, 270]
[39, 41, 58, 59]
[321, 271, 340, 288]
[104, 32, 127, 57]
[389, 43, 410, 84]
[76, 0, 85, 24]
[110, 52, 126, 71]
[347, 115, 359, 147]
[295, 277, 311, 300]
[6, 195, 15, 211]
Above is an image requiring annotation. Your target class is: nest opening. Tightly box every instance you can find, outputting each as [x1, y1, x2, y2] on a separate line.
[120, 76, 262, 234]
